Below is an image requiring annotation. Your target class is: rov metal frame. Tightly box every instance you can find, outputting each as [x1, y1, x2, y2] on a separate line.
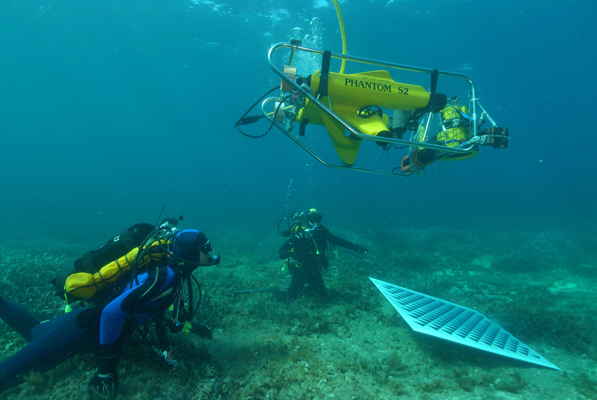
[264, 42, 481, 177]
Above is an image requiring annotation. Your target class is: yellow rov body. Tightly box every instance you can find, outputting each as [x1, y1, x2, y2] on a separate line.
[297, 70, 430, 166]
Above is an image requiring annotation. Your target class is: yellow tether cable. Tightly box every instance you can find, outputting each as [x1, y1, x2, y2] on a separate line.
[332, 0, 347, 73]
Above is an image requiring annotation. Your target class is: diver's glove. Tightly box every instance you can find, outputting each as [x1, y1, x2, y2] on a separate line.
[191, 323, 213, 339]
[355, 245, 369, 255]
[180, 321, 213, 339]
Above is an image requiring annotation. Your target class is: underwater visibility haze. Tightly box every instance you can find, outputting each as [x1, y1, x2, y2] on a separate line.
[1, 0, 596, 399]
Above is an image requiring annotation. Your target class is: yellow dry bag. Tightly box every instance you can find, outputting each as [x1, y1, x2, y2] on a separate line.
[65, 239, 170, 299]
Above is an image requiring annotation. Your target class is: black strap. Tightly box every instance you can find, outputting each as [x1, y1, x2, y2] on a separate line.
[288, 39, 301, 65]
[318, 50, 332, 98]
[299, 119, 309, 137]
[430, 69, 438, 94]
[430, 69, 440, 113]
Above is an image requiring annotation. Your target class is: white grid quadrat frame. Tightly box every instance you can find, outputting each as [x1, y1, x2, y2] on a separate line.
[370, 278, 559, 370]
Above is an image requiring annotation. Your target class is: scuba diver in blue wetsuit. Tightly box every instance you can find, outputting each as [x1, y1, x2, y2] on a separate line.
[278, 209, 369, 301]
[0, 227, 220, 394]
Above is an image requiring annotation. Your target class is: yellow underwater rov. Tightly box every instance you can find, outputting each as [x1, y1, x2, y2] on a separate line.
[236, 41, 509, 177]
[235, 0, 508, 177]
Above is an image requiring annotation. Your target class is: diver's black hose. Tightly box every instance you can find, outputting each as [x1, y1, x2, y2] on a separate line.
[186, 275, 194, 319]
[190, 274, 202, 320]
[129, 206, 167, 289]
[277, 218, 286, 237]
[234, 85, 277, 128]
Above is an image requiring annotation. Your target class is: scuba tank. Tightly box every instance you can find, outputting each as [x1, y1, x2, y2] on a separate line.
[53, 223, 154, 295]
[52, 219, 182, 297]
[277, 211, 306, 238]
[74, 223, 155, 274]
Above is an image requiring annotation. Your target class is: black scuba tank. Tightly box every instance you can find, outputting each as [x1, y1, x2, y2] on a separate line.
[73, 223, 155, 273]
[53, 223, 155, 295]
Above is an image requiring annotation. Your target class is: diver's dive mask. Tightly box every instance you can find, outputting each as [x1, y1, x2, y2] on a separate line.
[307, 209, 322, 227]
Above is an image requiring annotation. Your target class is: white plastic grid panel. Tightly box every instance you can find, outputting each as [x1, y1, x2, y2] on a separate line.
[370, 278, 559, 370]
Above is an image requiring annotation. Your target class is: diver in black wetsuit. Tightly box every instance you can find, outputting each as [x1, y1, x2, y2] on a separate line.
[0, 228, 219, 394]
[278, 209, 369, 301]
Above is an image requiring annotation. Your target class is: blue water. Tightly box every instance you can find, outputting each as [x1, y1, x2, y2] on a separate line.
[1, 0, 595, 242]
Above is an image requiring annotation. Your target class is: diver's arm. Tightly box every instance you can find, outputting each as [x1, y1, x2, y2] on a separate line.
[162, 309, 213, 339]
[325, 228, 369, 254]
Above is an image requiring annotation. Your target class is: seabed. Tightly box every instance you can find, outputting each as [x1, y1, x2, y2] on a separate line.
[0, 227, 595, 399]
